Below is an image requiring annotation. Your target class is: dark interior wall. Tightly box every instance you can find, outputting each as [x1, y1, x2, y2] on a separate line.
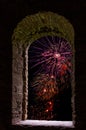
[0, 0, 86, 130]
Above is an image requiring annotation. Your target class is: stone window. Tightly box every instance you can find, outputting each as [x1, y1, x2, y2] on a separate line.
[12, 12, 75, 128]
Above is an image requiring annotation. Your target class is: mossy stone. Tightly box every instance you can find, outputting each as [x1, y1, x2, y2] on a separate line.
[12, 12, 74, 48]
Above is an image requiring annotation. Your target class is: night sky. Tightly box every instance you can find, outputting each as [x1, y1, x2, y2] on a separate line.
[28, 36, 73, 120]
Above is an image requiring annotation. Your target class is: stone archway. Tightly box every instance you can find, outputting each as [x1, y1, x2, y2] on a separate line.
[12, 12, 75, 125]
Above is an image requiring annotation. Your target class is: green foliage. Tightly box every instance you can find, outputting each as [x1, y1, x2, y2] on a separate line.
[12, 12, 74, 47]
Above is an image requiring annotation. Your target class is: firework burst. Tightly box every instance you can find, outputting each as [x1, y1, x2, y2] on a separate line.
[28, 36, 72, 78]
[30, 73, 58, 101]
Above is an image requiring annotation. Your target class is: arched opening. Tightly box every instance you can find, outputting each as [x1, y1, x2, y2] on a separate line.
[12, 12, 75, 127]
[28, 35, 73, 121]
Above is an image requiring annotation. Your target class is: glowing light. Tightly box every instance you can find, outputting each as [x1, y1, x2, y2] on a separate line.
[45, 109, 49, 112]
[50, 75, 55, 79]
[54, 53, 61, 58]
[48, 101, 52, 105]
[43, 88, 47, 92]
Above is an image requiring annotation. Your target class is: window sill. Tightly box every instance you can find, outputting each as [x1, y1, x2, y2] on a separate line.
[16, 120, 74, 128]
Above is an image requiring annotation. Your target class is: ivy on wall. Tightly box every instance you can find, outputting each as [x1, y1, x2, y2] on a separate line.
[12, 12, 74, 48]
